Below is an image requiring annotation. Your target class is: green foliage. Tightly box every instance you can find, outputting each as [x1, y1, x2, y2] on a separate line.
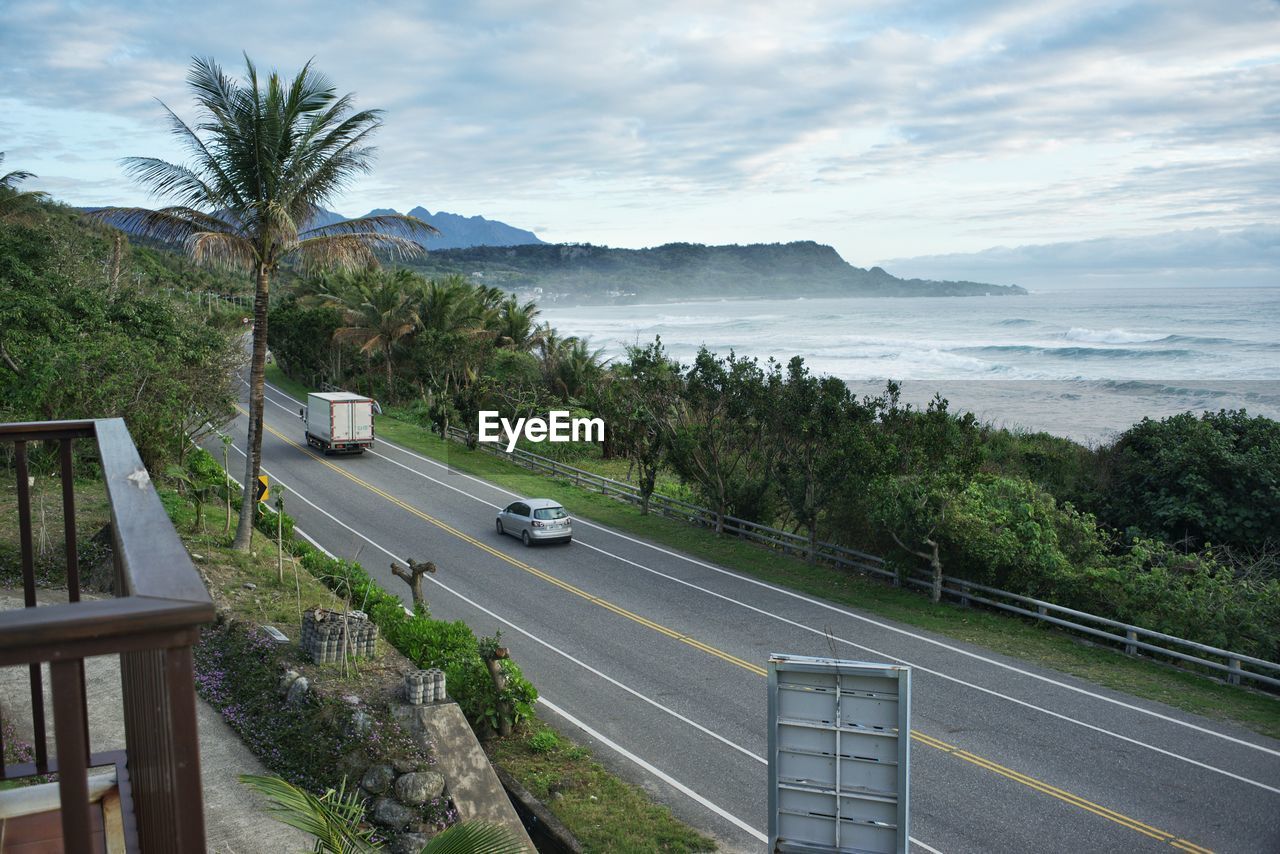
[194, 621, 424, 793]
[241, 774, 526, 854]
[1104, 410, 1280, 554]
[272, 522, 539, 733]
[526, 729, 561, 753]
[0, 200, 240, 470]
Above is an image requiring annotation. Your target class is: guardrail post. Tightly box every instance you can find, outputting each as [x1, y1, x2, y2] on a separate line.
[1125, 629, 1138, 656]
[1227, 657, 1242, 686]
[956, 579, 970, 608]
[1037, 605, 1047, 617]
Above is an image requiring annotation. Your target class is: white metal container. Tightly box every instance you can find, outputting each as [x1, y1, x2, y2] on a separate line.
[302, 392, 375, 454]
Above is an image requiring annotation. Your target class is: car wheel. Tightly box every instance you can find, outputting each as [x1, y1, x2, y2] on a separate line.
[521, 530, 531, 547]
[496, 519, 504, 536]
[565, 537, 572, 545]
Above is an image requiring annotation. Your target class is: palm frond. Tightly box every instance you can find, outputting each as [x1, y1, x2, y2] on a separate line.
[187, 231, 260, 270]
[296, 232, 429, 271]
[302, 213, 439, 240]
[418, 821, 527, 854]
[239, 774, 378, 854]
[86, 206, 237, 244]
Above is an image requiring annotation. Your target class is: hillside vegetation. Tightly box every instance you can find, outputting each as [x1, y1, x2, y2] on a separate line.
[0, 196, 244, 468]
[270, 266, 1280, 664]
[397, 240, 1028, 302]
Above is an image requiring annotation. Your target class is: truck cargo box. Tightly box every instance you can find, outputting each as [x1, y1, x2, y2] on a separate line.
[302, 392, 375, 454]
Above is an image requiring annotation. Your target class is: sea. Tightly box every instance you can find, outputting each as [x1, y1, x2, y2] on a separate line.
[538, 286, 1280, 445]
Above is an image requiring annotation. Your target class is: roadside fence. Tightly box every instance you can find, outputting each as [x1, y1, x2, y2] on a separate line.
[440, 424, 1280, 689]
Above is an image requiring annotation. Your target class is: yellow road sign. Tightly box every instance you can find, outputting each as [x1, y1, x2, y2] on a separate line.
[255, 474, 269, 504]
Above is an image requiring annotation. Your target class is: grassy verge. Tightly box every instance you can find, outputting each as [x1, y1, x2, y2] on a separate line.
[167, 443, 715, 850]
[267, 365, 1280, 739]
[486, 722, 715, 853]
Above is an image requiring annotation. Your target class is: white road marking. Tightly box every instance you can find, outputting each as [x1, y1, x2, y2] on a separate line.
[222, 439, 773, 844]
[269, 383, 1280, 764]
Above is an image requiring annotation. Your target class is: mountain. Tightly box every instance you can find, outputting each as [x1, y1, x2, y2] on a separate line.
[312, 206, 544, 250]
[396, 240, 1026, 302]
[880, 226, 1280, 289]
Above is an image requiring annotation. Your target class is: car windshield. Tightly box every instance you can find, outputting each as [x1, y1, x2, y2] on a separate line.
[533, 507, 567, 520]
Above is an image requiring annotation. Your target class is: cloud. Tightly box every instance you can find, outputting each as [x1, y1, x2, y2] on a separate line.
[880, 225, 1280, 288]
[1, 0, 1277, 259]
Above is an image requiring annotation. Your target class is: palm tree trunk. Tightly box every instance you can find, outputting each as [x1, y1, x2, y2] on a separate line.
[233, 266, 270, 551]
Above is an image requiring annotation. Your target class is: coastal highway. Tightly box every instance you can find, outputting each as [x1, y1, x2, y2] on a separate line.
[215, 379, 1280, 853]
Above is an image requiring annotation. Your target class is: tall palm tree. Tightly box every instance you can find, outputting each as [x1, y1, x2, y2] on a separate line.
[321, 269, 421, 397]
[93, 56, 437, 550]
[492, 296, 544, 351]
[0, 152, 49, 221]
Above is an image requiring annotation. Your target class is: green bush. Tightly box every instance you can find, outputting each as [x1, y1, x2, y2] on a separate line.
[194, 620, 425, 793]
[1104, 410, 1280, 554]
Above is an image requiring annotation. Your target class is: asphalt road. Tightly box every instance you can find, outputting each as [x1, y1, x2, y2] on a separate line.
[213, 379, 1280, 853]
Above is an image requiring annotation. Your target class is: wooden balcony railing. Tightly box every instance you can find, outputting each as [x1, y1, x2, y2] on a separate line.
[0, 418, 214, 852]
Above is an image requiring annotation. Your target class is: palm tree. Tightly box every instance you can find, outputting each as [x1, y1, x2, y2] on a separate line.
[93, 56, 437, 550]
[0, 152, 49, 221]
[239, 774, 525, 854]
[492, 296, 544, 352]
[321, 269, 421, 397]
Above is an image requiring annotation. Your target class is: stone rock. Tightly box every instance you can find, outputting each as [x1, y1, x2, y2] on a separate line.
[338, 749, 369, 780]
[391, 833, 434, 854]
[276, 670, 300, 696]
[351, 710, 372, 736]
[371, 797, 416, 830]
[243, 582, 256, 590]
[392, 755, 418, 774]
[285, 676, 310, 704]
[394, 770, 445, 806]
[362, 764, 395, 795]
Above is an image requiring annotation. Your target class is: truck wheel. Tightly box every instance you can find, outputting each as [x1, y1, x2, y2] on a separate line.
[521, 530, 531, 547]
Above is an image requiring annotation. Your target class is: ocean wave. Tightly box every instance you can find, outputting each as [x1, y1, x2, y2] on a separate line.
[997, 318, 1038, 326]
[1064, 327, 1167, 344]
[955, 345, 1200, 360]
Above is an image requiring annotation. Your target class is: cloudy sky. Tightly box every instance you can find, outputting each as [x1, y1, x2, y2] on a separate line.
[2, 1, 1278, 281]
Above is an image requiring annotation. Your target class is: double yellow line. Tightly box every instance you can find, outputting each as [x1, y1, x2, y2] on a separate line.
[911, 732, 1212, 853]
[249, 409, 1213, 853]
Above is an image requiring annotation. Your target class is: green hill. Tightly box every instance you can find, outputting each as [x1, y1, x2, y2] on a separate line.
[399, 240, 1027, 301]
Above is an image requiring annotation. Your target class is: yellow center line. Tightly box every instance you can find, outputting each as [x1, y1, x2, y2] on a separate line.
[246, 409, 1214, 853]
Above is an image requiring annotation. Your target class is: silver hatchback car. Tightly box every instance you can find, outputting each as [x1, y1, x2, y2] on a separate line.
[496, 498, 573, 546]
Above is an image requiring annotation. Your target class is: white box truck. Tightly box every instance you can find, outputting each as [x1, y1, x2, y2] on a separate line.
[301, 392, 376, 454]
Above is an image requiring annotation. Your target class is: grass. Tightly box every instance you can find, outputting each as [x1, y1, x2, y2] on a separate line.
[486, 721, 716, 853]
[161, 451, 715, 848]
[0, 475, 112, 589]
[267, 365, 1280, 739]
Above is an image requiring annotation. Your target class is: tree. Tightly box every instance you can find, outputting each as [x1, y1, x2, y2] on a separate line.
[601, 338, 682, 514]
[665, 348, 777, 533]
[319, 268, 421, 398]
[95, 55, 437, 550]
[1103, 410, 1280, 553]
[0, 152, 49, 222]
[772, 357, 856, 562]
[492, 296, 544, 351]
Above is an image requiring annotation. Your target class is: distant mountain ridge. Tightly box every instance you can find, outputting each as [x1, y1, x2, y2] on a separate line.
[398, 240, 1027, 302]
[311, 206, 544, 250]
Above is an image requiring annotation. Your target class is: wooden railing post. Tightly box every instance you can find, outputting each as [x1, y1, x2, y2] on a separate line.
[51, 658, 93, 853]
[121, 643, 207, 852]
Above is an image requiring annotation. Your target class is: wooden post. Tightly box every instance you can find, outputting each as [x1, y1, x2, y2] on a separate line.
[391, 559, 436, 611]
[486, 647, 513, 737]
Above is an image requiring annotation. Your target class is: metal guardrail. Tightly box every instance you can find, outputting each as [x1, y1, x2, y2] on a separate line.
[442, 424, 1280, 689]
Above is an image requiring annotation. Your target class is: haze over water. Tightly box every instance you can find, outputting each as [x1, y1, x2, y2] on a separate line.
[541, 286, 1280, 444]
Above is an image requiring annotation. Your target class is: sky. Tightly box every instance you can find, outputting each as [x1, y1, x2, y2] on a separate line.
[2, 0, 1278, 283]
